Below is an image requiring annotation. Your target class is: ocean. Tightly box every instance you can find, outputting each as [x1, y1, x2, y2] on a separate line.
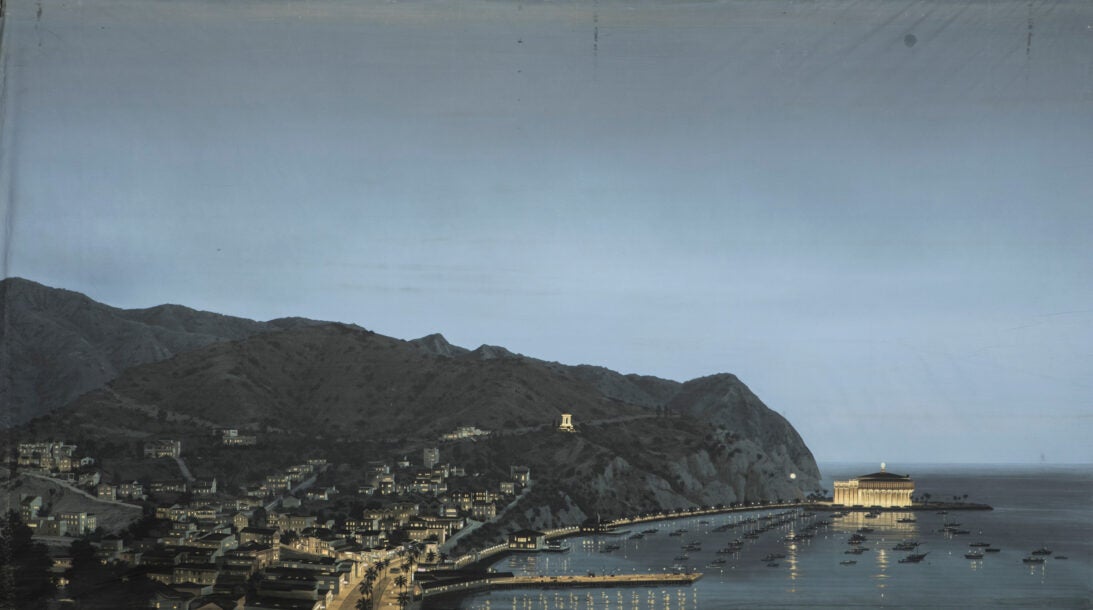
[432, 463, 1092, 609]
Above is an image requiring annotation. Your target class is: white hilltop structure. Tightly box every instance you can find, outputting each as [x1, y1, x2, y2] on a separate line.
[558, 413, 575, 432]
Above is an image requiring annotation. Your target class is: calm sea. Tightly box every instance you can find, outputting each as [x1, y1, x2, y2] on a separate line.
[434, 463, 1092, 609]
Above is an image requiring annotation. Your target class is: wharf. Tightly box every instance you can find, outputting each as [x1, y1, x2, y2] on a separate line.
[422, 572, 702, 599]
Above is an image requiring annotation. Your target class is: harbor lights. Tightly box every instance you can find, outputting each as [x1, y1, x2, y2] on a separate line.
[789, 473, 797, 480]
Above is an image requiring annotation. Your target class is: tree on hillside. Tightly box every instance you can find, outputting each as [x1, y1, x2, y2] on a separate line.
[0, 510, 55, 610]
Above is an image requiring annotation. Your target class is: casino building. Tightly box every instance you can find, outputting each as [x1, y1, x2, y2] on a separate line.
[833, 463, 914, 507]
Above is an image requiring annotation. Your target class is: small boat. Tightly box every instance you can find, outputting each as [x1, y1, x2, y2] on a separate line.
[673, 554, 690, 561]
[898, 552, 928, 564]
[628, 534, 644, 540]
[857, 527, 874, 533]
[766, 562, 779, 567]
[943, 522, 962, 528]
[964, 551, 984, 559]
[1055, 556, 1069, 560]
[761, 553, 785, 562]
[897, 517, 917, 523]
[642, 529, 659, 534]
[708, 558, 727, 565]
[1030, 547, 1052, 556]
[984, 548, 1001, 553]
[969, 542, 991, 547]
[1022, 556, 1046, 564]
[935, 511, 948, 515]
[698, 520, 710, 525]
[845, 548, 868, 555]
[840, 560, 857, 566]
[950, 529, 970, 535]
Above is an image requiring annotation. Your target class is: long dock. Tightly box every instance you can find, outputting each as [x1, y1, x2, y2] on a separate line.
[422, 572, 702, 598]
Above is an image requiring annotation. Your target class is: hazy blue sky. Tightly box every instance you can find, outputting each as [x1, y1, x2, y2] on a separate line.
[3, 0, 1091, 463]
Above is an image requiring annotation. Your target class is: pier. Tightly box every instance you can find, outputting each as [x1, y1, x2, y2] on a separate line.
[421, 572, 702, 599]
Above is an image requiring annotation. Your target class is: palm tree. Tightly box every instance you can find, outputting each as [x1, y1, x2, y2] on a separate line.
[397, 591, 411, 609]
[394, 574, 408, 590]
[356, 596, 371, 610]
[425, 550, 437, 564]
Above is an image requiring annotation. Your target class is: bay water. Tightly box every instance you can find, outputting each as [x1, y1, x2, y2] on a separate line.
[434, 463, 1092, 609]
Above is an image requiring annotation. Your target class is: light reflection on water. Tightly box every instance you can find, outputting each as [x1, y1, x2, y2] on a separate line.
[448, 467, 1091, 609]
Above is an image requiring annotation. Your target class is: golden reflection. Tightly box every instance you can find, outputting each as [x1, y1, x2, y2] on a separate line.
[872, 547, 889, 590]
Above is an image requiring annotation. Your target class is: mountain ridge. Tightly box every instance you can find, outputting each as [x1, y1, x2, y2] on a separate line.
[3, 278, 821, 530]
[0, 277, 332, 426]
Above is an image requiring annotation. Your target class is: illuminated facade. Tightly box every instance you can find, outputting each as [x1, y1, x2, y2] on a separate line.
[558, 413, 575, 432]
[833, 463, 914, 507]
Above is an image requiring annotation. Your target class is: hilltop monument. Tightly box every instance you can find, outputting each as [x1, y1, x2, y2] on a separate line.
[558, 413, 575, 432]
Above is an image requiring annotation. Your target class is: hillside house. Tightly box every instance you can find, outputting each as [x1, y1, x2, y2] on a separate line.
[20, 496, 42, 521]
[59, 512, 97, 535]
[117, 480, 145, 499]
[144, 439, 182, 458]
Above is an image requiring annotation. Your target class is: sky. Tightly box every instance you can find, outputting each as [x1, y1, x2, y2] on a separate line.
[2, 0, 1091, 464]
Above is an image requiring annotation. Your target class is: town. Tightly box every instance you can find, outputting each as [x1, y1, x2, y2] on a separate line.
[7, 420, 547, 610]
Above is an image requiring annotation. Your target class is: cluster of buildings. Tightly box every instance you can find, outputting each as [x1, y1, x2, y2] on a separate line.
[18, 496, 98, 537]
[242, 460, 328, 499]
[16, 430, 548, 609]
[438, 425, 491, 442]
[16, 441, 88, 474]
